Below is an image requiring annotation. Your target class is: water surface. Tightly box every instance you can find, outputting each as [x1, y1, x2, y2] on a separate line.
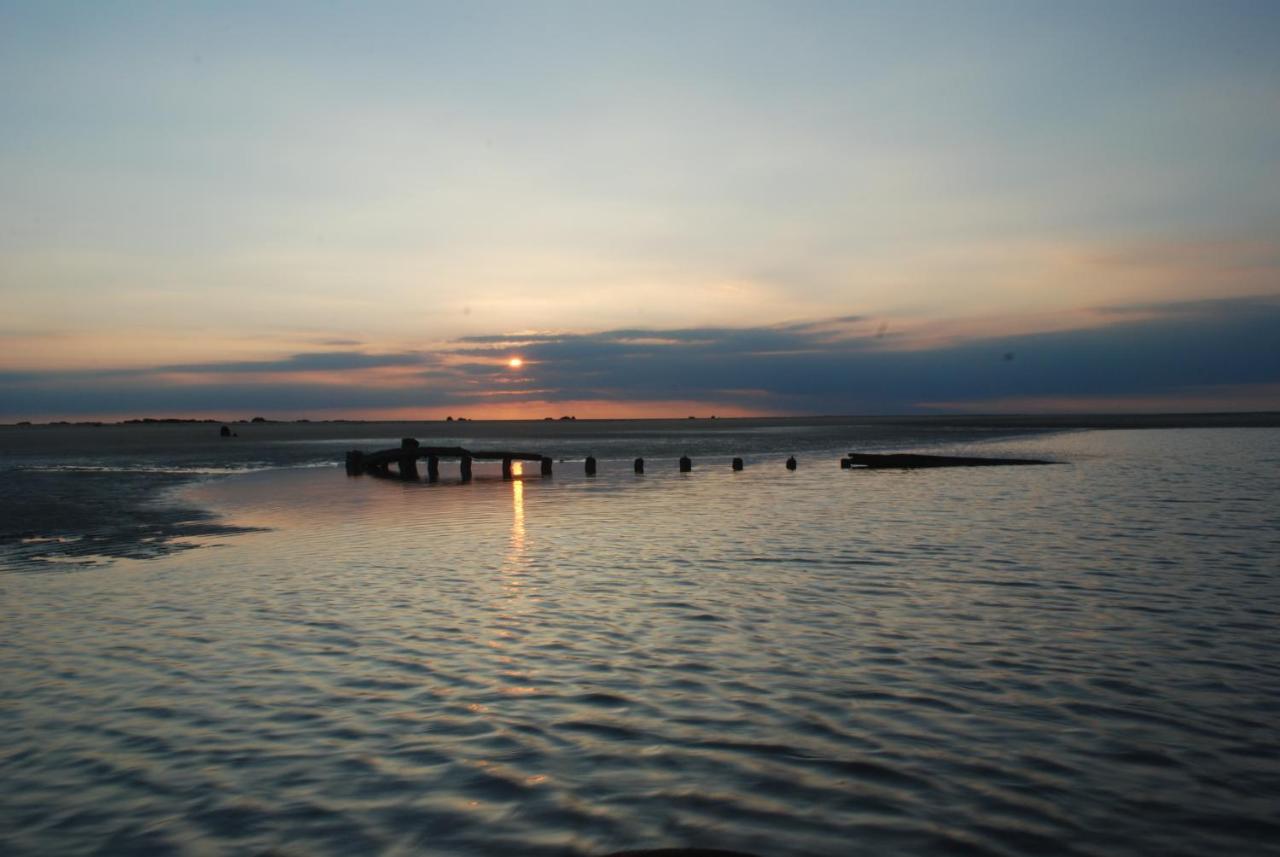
[2, 424, 1279, 856]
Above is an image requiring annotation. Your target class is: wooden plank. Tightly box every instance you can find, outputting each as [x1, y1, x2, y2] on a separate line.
[842, 452, 1052, 468]
[364, 447, 546, 465]
[468, 451, 546, 461]
[363, 446, 468, 465]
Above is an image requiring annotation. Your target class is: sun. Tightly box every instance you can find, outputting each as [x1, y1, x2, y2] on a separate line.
[507, 357, 523, 369]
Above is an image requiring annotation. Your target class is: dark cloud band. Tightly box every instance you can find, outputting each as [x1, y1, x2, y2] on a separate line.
[2, 296, 1277, 418]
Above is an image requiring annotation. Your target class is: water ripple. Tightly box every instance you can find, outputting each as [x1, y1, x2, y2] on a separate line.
[3, 428, 1280, 855]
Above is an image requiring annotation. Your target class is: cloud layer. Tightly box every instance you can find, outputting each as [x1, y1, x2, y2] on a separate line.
[4, 297, 1277, 420]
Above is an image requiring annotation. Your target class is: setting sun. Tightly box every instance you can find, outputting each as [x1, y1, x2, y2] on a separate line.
[507, 357, 523, 369]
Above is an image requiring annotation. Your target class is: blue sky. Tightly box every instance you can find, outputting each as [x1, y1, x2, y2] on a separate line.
[2, 1, 1278, 418]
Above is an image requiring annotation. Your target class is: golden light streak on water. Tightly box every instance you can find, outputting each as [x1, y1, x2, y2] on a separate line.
[510, 461, 525, 555]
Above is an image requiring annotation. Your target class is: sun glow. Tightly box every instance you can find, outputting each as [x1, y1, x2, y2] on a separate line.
[507, 357, 523, 369]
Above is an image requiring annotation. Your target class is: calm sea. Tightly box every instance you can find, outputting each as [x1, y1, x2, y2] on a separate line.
[2, 419, 1279, 856]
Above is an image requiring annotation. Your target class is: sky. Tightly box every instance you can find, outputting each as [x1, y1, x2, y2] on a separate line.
[2, 0, 1278, 420]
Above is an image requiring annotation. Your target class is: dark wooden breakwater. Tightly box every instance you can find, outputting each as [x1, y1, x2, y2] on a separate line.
[840, 452, 1052, 469]
[345, 439, 1052, 482]
[344, 438, 812, 482]
[346, 438, 551, 481]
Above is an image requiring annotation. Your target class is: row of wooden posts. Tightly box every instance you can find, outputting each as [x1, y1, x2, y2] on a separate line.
[345, 438, 802, 482]
[345, 441, 1052, 482]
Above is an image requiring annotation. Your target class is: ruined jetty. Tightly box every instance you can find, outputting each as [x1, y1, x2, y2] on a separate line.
[347, 438, 551, 481]
[840, 452, 1052, 469]
[345, 440, 1051, 482]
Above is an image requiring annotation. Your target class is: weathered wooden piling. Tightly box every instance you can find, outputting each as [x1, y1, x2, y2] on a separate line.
[786, 456, 797, 470]
[540, 457, 553, 476]
[502, 457, 513, 480]
[634, 457, 644, 474]
[679, 455, 692, 472]
[398, 438, 420, 479]
[427, 454, 440, 482]
[732, 457, 744, 471]
[345, 450, 364, 475]
[460, 453, 473, 482]
[399, 455, 420, 480]
[585, 456, 597, 476]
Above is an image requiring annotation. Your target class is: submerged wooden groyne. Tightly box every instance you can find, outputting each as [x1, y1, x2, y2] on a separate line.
[840, 452, 1052, 469]
[346, 438, 551, 481]
[345, 438, 808, 482]
[345, 438, 1053, 483]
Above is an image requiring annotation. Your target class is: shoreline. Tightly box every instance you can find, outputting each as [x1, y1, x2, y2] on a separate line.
[5, 411, 1280, 431]
[4, 420, 1278, 570]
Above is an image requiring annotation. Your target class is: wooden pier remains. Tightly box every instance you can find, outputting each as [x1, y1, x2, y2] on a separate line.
[343, 440, 1054, 484]
[344, 441, 718, 482]
[840, 452, 1052, 469]
[346, 439, 551, 482]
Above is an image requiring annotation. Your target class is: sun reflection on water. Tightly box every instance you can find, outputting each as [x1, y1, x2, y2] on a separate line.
[499, 460, 530, 609]
[509, 461, 525, 556]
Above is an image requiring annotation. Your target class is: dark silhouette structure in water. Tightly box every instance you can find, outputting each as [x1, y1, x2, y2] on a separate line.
[343, 439, 1053, 483]
[346, 439, 549, 482]
[840, 452, 1051, 469]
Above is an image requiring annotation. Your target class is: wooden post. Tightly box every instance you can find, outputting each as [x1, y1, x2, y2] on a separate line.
[502, 457, 513, 480]
[634, 457, 644, 474]
[345, 450, 364, 475]
[460, 453, 472, 482]
[679, 455, 692, 472]
[427, 454, 440, 482]
[786, 456, 797, 470]
[540, 457, 552, 476]
[732, 457, 743, 471]
[401, 437, 419, 449]
[585, 456, 597, 476]
[840, 457, 853, 469]
[399, 454, 419, 480]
